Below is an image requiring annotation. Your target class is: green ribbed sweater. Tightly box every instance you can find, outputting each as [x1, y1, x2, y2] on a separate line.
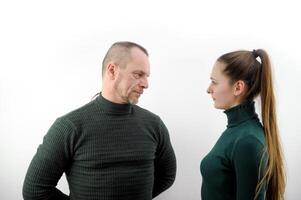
[200, 102, 266, 200]
[23, 94, 176, 200]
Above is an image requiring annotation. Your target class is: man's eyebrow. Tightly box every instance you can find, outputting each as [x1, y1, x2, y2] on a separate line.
[133, 70, 150, 76]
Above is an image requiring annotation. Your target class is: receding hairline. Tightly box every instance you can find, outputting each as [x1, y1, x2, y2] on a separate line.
[101, 41, 148, 76]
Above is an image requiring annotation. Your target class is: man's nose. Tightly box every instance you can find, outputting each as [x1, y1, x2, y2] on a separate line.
[140, 77, 149, 89]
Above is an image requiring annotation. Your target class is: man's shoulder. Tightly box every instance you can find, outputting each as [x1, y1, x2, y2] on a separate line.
[133, 105, 161, 121]
[59, 99, 97, 122]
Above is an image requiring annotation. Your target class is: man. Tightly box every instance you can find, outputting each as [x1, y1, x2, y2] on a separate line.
[23, 41, 177, 200]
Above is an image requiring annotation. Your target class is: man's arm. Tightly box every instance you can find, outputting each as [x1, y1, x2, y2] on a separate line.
[152, 119, 177, 198]
[23, 117, 76, 200]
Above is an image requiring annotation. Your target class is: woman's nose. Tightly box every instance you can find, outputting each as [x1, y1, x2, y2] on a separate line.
[207, 86, 211, 94]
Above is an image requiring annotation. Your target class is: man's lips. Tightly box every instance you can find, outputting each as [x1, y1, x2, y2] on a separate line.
[135, 90, 143, 95]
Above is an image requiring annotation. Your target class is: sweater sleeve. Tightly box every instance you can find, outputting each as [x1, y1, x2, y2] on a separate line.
[152, 119, 177, 198]
[232, 135, 266, 200]
[23, 117, 77, 200]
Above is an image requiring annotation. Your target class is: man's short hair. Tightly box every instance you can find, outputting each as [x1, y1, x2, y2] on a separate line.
[102, 41, 148, 76]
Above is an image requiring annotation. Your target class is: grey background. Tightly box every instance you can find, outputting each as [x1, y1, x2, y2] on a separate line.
[1, 0, 300, 199]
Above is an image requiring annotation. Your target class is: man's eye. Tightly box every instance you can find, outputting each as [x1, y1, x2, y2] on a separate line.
[134, 73, 142, 78]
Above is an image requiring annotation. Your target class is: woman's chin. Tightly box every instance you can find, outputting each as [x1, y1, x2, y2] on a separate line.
[213, 102, 224, 110]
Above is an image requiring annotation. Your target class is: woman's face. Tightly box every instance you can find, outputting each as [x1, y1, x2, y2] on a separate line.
[207, 61, 240, 110]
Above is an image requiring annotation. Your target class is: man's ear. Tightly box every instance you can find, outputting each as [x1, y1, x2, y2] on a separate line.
[106, 63, 118, 80]
[233, 80, 246, 96]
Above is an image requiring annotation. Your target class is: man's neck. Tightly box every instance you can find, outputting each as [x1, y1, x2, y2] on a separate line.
[101, 89, 126, 104]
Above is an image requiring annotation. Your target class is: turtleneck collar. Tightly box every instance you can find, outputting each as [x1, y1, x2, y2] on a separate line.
[95, 93, 132, 114]
[224, 101, 258, 128]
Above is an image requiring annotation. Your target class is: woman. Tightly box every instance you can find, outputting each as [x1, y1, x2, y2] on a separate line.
[201, 49, 285, 200]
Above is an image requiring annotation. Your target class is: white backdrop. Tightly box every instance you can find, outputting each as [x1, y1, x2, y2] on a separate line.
[1, 0, 300, 199]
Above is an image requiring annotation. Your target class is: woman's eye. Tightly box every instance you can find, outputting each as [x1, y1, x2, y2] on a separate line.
[211, 80, 217, 85]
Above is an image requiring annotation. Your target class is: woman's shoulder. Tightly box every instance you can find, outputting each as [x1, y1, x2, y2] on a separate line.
[234, 118, 265, 141]
[230, 132, 266, 160]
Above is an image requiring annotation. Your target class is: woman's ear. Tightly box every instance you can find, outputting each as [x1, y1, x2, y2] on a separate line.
[233, 80, 246, 96]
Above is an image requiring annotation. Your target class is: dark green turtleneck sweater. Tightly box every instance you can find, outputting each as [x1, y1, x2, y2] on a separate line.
[23, 94, 176, 200]
[200, 101, 266, 200]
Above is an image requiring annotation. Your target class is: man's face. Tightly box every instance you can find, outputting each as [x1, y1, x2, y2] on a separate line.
[114, 47, 150, 104]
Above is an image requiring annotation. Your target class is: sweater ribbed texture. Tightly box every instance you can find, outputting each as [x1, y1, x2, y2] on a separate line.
[23, 94, 176, 200]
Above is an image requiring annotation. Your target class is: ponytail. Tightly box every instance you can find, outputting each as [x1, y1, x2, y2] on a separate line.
[254, 49, 285, 200]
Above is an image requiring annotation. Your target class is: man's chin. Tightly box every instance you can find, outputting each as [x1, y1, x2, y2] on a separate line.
[129, 97, 139, 105]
